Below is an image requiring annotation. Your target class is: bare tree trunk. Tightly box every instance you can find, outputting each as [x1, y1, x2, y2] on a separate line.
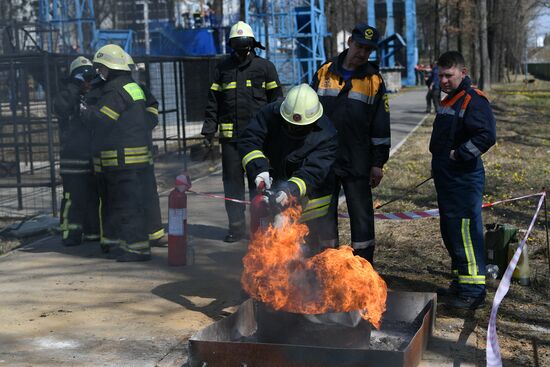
[478, 0, 490, 90]
[434, 0, 440, 57]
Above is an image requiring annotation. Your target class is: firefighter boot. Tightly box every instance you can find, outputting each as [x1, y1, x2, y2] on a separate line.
[447, 295, 485, 310]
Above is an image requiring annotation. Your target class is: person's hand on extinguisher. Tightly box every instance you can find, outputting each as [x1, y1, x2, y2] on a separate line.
[255, 171, 272, 190]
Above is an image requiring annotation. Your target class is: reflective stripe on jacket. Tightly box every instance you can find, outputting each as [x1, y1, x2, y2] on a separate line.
[429, 76, 496, 160]
[202, 52, 283, 141]
[311, 50, 391, 177]
[83, 74, 151, 171]
[239, 101, 337, 211]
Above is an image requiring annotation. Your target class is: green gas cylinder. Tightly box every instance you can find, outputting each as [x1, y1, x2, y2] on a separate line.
[484, 223, 518, 278]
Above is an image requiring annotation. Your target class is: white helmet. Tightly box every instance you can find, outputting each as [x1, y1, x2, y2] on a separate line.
[280, 84, 323, 126]
[229, 21, 255, 39]
[93, 44, 131, 71]
[69, 56, 93, 75]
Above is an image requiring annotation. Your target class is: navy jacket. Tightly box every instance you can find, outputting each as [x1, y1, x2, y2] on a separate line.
[311, 49, 391, 177]
[239, 101, 337, 201]
[429, 76, 496, 161]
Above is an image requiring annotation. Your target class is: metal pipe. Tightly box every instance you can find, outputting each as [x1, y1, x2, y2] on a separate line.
[173, 60, 182, 156]
[43, 52, 58, 216]
[159, 61, 168, 154]
[10, 57, 23, 210]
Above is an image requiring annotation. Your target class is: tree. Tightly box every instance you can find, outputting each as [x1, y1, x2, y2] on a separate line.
[478, 0, 490, 90]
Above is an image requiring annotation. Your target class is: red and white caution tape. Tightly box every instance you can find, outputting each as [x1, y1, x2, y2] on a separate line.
[187, 190, 251, 205]
[486, 192, 546, 367]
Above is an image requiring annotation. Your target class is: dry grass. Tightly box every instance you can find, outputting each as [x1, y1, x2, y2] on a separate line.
[338, 80, 550, 365]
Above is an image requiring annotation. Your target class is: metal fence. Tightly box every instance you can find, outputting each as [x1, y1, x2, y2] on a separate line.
[0, 52, 221, 219]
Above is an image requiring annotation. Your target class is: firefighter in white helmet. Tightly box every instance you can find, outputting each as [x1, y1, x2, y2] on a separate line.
[239, 84, 338, 255]
[53, 56, 99, 246]
[82, 44, 151, 261]
[201, 20, 283, 242]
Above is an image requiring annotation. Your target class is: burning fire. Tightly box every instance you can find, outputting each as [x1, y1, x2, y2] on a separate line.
[241, 207, 388, 329]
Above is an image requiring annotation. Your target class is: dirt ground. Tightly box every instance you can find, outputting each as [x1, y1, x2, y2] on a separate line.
[336, 81, 549, 366]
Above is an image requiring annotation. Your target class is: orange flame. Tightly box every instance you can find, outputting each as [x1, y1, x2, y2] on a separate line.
[241, 206, 387, 329]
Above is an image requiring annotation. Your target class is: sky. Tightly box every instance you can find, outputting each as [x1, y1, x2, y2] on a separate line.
[530, 8, 550, 46]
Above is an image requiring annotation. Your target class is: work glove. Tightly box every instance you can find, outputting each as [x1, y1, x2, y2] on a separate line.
[255, 171, 272, 190]
[272, 190, 289, 211]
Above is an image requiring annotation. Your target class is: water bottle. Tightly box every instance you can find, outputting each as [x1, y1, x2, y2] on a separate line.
[486, 264, 499, 279]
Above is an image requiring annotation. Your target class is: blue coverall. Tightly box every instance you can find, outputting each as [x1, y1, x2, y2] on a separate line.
[429, 76, 496, 299]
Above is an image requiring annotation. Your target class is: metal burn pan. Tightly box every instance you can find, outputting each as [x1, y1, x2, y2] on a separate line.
[188, 291, 436, 367]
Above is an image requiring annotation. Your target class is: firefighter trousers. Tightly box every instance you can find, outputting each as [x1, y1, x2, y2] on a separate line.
[60, 173, 100, 245]
[99, 168, 150, 255]
[433, 155, 486, 299]
[327, 175, 375, 262]
[144, 165, 164, 242]
[222, 141, 254, 235]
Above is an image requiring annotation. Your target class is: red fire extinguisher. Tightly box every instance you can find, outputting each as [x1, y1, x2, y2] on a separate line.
[250, 181, 271, 239]
[168, 174, 191, 266]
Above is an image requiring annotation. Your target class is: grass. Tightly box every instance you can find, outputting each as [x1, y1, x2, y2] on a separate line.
[338, 80, 550, 365]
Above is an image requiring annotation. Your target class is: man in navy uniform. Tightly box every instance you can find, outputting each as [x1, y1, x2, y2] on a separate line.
[430, 51, 496, 309]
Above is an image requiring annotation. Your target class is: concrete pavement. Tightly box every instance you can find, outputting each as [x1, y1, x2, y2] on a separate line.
[0, 87, 477, 367]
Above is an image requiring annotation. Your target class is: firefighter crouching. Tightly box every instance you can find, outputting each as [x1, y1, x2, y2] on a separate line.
[82, 44, 151, 262]
[124, 52, 165, 246]
[53, 56, 100, 246]
[201, 21, 283, 243]
[239, 84, 338, 256]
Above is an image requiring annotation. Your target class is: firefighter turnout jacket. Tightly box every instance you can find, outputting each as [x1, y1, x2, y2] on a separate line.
[239, 101, 338, 222]
[311, 50, 391, 177]
[83, 74, 151, 170]
[54, 81, 93, 174]
[202, 52, 282, 141]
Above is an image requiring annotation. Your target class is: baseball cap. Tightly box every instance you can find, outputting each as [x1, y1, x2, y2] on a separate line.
[351, 23, 380, 48]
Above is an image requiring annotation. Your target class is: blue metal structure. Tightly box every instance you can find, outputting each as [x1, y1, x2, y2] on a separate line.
[38, 0, 96, 53]
[385, 0, 395, 67]
[404, 0, 418, 86]
[39, 0, 134, 54]
[245, 0, 328, 85]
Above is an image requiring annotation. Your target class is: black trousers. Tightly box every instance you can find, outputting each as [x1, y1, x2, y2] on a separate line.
[60, 173, 100, 245]
[144, 165, 164, 241]
[327, 175, 375, 250]
[100, 168, 149, 255]
[221, 141, 254, 235]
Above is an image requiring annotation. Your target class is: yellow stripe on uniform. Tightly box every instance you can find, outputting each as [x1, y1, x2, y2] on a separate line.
[222, 81, 237, 90]
[246, 80, 252, 87]
[124, 146, 149, 155]
[149, 228, 165, 241]
[210, 83, 221, 91]
[99, 106, 120, 120]
[146, 106, 158, 115]
[458, 275, 486, 284]
[123, 82, 146, 101]
[100, 150, 118, 158]
[300, 195, 331, 222]
[460, 218, 480, 283]
[241, 150, 267, 170]
[124, 155, 150, 164]
[265, 81, 278, 90]
[288, 177, 306, 197]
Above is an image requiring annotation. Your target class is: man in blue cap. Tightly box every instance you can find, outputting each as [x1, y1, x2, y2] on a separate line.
[311, 24, 391, 264]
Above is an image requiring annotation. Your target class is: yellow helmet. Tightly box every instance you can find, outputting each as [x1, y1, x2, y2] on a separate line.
[280, 84, 323, 126]
[93, 44, 130, 71]
[229, 21, 255, 39]
[69, 56, 93, 75]
[123, 51, 134, 67]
